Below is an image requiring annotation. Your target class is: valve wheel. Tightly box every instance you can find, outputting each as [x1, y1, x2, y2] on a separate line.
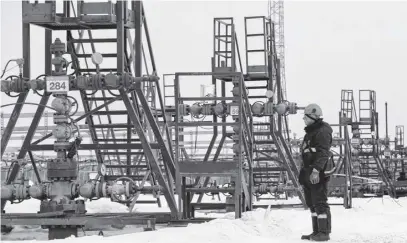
[112, 177, 136, 204]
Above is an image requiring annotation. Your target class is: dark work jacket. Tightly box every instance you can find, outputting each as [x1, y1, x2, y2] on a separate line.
[300, 119, 333, 174]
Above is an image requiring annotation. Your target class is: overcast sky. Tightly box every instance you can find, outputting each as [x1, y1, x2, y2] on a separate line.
[1, 0, 406, 149]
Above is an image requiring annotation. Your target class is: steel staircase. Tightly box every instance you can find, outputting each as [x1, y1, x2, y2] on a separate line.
[65, 1, 174, 210]
[244, 16, 305, 206]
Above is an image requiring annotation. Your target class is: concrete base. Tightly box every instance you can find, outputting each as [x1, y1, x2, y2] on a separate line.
[48, 227, 78, 240]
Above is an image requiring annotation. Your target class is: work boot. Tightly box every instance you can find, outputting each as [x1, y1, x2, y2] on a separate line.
[326, 209, 331, 234]
[301, 213, 318, 240]
[310, 215, 330, 241]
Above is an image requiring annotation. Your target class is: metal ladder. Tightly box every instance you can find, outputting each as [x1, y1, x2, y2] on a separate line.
[358, 90, 376, 126]
[244, 16, 269, 79]
[213, 18, 236, 73]
[66, 3, 163, 207]
[163, 74, 176, 108]
[340, 90, 358, 124]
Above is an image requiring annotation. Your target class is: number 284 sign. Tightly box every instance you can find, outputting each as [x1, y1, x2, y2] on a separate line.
[46, 76, 70, 93]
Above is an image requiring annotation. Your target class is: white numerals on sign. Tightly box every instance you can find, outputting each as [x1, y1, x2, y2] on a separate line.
[46, 76, 70, 93]
[230, 106, 239, 116]
[384, 152, 391, 157]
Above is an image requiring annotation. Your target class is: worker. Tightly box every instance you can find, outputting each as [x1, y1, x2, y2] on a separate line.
[299, 104, 335, 241]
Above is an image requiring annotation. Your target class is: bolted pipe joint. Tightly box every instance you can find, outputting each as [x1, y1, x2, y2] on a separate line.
[274, 101, 299, 115]
[1, 185, 14, 200]
[79, 182, 95, 199]
[1, 184, 30, 201]
[105, 73, 120, 88]
[28, 184, 47, 200]
[29, 79, 46, 91]
[263, 101, 274, 116]
[79, 182, 108, 199]
[1, 77, 30, 93]
[214, 103, 227, 116]
[46, 181, 78, 200]
[178, 104, 190, 116]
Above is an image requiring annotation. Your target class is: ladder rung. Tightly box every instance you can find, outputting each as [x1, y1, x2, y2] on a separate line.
[254, 140, 275, 144]
[247, 33, 265, 37]
[93, 124, 133, 128]
[76, 53, 117, 58]
[95, 139, 140, 142]
[106, 165, 159, 169]
[93, 111, 129, 115]
[84, 97, 130, 102]
[247, 49, 266, 52]
[247, 86, 268, 89]
[214, 35, 233, 38]
[100, 152, 144, 155]
[71, 38, 117, 43]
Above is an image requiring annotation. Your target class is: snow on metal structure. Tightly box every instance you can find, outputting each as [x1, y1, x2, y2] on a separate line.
[0, 1, 306, 238]
[3, 0, 392, 240]
[337, 90, 398, 197]
[166, 16, 308, 219]
[0, 0, 175, 239]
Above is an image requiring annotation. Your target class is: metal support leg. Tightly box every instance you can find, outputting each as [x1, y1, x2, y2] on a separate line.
[119, 88, 178, 218]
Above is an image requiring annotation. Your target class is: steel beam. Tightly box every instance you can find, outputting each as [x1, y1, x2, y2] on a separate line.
[119, 88, 178, 218]
[1, 214, 156, 226]
[1, 93, 27, 158]
[17, 94, 51, 159]
[28, 143, 160, 151]
[178, 161, 238, 176]
[135, 84, 176, 178]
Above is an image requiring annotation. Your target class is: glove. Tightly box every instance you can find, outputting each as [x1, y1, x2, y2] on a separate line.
[310, 168, 320, 184]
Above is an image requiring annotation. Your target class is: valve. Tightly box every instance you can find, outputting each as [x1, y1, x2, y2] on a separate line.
[251, 101, 264, 117]
[214, 103, 227, 116]
[52, 124, 73, 140]
[255, 184, 296, 194]
[0, 184, 30, 202]
[1, 76, 29, 93]
[51, 96, 73, 114]
[78, 177, 162, 202]
[274, 101, 299, 115]
[190, 103, 203, 118]
[1, 73, 159, 93]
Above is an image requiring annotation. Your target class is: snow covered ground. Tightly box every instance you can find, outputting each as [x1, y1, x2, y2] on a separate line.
[2, 195, 407, 243]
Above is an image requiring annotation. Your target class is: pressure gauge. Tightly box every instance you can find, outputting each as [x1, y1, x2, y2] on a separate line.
[91, 52, 103, 65]
[265, 90, 273, 98]
[98, 163, 107, 176]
